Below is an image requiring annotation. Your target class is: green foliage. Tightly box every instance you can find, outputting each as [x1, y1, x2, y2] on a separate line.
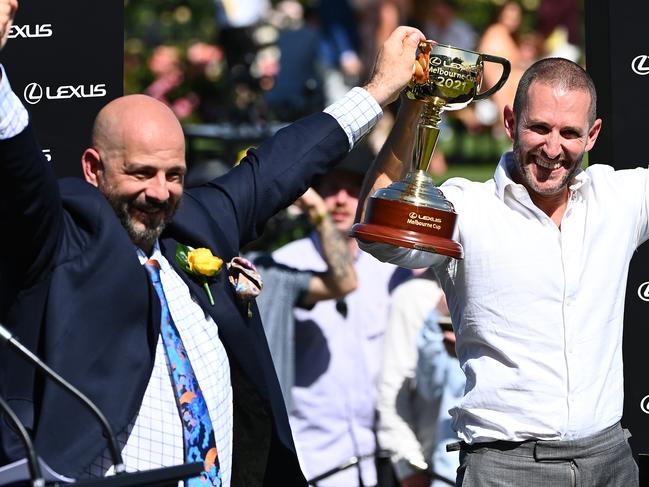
[124, 0, 217, 45]
[438, 162, 496, 184]
[453, 0, 540, 34]
[122, 0, 583, 168]
[124, 0, 220, 99]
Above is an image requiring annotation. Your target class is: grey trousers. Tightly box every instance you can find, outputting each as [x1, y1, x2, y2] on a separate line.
[455, 423, 639, 486]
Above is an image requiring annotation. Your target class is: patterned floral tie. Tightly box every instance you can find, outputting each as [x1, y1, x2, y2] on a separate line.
[144, 259, 222, 487]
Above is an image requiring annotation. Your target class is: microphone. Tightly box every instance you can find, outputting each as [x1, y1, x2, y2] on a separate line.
[0, 322, 126, 476]
[0, 323, 203, 486]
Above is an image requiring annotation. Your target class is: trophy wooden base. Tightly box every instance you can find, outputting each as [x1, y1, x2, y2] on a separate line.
[351, 196, 463, 259]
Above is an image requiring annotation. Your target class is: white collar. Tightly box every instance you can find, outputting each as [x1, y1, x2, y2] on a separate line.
[136, 240, 162, 265]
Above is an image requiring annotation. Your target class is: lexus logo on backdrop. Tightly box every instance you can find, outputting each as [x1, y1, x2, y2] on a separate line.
[23, 82, 43, 104]
[23, 83, 107, 105]
[637, 282, 649, 302]
[641, 395, 649, 414]
[8, 24, 53, 39]
[631, 55, 649, 75]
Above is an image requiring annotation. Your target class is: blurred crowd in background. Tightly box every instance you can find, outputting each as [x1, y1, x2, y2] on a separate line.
[124, 0, 583, 171]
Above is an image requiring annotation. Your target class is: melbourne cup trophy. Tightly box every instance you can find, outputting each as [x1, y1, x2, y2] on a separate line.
[352, 41, 510, 259]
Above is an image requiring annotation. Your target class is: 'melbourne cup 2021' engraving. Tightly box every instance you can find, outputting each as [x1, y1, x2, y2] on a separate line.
[352, 41, 510, 259]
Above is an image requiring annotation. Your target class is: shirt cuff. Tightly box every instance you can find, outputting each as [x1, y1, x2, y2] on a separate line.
[324, 87, 382, 150]
[0, 65, 29, 139]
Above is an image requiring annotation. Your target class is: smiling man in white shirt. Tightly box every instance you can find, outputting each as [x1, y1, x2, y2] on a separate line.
[356, 58, 640, 486]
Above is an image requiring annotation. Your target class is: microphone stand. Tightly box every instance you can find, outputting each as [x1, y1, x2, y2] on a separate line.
[0, 323, 204, 486]
[0, 395, 44, 487]
[307, 452, 375, 486]
[0, 324, 125, 475]
[0, 323, 204, 487]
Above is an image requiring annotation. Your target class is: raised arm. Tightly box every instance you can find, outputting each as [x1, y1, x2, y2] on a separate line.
[294, 188, 357, 306]
[188, 26, 425, 249]
[0, 0, 62, 300]
[354, 95, 449, 269]
[0, 0, 16, 48]
[363, 26, 426, 108]
[355, 97, 422, 224]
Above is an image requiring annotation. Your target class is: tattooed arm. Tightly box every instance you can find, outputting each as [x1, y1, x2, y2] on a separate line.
[296, 188, 358, 307]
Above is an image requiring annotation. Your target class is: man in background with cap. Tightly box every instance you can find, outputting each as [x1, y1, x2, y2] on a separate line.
[272, 144, 409, 486]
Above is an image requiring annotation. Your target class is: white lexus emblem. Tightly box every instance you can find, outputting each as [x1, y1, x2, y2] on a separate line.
[641, 395, 649, 414]
[637, 282, 649, 302]
[23, 82, 43, 104]
[631, 55, 649, 76]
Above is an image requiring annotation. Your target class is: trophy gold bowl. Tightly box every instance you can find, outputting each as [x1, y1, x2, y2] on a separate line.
[351, 42, 510, 259]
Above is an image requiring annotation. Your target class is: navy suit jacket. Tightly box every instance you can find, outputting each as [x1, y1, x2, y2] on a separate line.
[0, 111, 349, 484]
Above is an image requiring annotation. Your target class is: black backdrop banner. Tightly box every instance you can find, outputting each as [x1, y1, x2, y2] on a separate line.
[586, 0, 649, 461]
[0, 0, 123, 178]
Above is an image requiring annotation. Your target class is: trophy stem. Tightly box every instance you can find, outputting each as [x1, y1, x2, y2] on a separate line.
[402, 170, 439, 205]
[422, 99, 445, 125]
[412, 100, 445, 173]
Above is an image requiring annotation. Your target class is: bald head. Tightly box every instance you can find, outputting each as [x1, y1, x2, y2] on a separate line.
[92, 94, 185, 160]
[81, 95, 187, 253]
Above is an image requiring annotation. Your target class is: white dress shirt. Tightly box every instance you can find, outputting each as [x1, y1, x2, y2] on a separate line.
[0, 66, 28, 137]
[87, 244, 234, 485]
[361, 153, 649, 443]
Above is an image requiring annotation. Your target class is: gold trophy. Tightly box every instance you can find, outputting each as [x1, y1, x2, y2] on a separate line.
[352, 42, 510, 259]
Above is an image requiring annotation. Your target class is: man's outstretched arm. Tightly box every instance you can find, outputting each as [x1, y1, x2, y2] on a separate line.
[353, 95, 449, 269]
[355, 97, 422, 224]
[0, 0, 62, 296]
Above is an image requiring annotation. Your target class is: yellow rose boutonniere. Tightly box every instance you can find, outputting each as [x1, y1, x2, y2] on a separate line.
[176, 244, 223, 305]
[188, 248, 223, 276]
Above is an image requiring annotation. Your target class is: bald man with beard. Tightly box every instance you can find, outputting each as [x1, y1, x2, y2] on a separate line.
[0, 3, 425, 483]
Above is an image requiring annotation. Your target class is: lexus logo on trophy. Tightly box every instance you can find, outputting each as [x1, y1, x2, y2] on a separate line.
[352, 41, 510, 258]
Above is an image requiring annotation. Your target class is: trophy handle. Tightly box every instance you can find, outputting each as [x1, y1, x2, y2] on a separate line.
[474, 54, 511, 101]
